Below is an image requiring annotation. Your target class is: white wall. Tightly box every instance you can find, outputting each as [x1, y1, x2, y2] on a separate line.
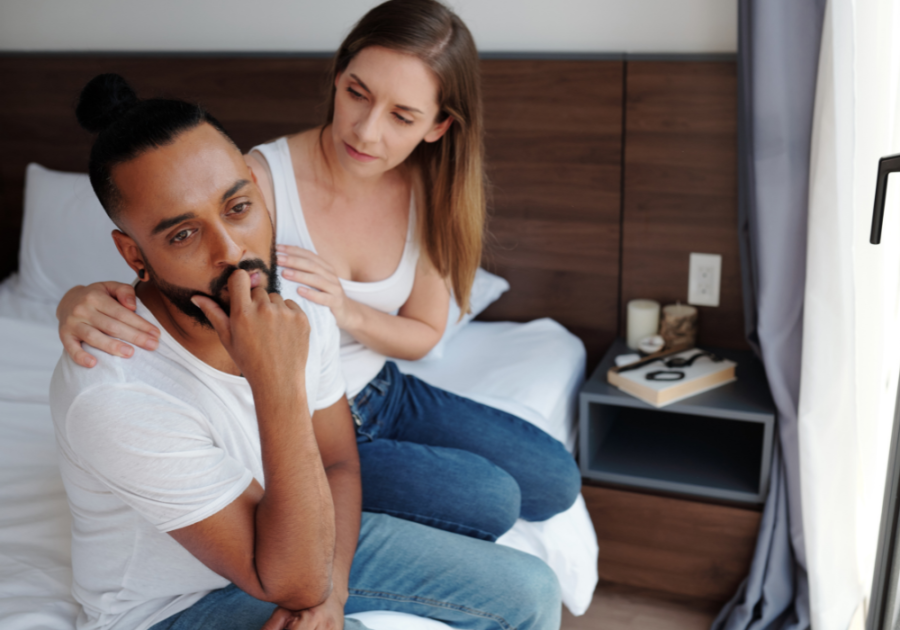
[0, 0, 736, 53]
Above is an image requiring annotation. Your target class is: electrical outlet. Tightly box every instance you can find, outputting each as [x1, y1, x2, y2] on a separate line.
[688, 253, 721, 307]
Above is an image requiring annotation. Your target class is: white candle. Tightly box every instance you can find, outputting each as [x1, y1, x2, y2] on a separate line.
[626, 299, 661, 350]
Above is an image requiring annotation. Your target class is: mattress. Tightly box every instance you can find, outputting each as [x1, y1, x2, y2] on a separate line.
[0, 276, 598, 630]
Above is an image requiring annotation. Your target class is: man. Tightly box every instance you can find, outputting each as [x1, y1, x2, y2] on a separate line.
[50, 74, 561, 630]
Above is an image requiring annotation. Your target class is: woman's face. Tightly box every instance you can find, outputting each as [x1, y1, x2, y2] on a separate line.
[330, 45, 452, 179]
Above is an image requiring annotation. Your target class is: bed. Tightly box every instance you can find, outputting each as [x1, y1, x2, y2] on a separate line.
[0, 164, 598, 629]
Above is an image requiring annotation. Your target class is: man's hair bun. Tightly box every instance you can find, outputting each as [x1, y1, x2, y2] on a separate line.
[75, 73, 139, 133]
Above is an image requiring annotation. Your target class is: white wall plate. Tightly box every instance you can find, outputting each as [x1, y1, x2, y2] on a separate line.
[688, 252, 721, 307]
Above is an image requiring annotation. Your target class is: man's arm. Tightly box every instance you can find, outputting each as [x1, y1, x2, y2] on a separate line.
[169, 271, 336, 611]
[313, 397, 362, 605]
[258, 398, 361, 630]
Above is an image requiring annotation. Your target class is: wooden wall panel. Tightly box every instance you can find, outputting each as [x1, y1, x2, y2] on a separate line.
[0, 56, 332, 286]
[478, 60, 624, 368]
[620, 61, 747, 350]
[584, 484, 761, 602]
[0, 56, 625, 367]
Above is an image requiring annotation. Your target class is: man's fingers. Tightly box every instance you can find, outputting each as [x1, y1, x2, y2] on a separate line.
[227, 269, 253, 311]
[260, 606, 299, 630]
[284, 298, 303, 312]
[191, 295, 229, 336]
[250, 285, 270, 304]
[260, 607, 295, 630]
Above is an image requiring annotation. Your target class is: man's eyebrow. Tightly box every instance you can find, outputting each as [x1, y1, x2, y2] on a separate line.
[150, 181, 250, 237]
[348, 73, 423, 115]
[152, 212, 197, 236]
[221, 179, 250, 203]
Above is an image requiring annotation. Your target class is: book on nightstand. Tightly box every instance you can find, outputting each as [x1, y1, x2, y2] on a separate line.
[607, 348, 737, 408]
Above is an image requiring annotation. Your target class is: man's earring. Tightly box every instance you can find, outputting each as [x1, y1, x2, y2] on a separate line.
[137, 268, 146, 280]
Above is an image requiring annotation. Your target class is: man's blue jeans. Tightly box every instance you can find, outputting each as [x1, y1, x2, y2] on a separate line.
[150, 512, 562, 630]
[352, 362, 581, 541]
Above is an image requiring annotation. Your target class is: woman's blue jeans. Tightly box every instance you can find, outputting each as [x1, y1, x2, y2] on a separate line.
[351, 362, 581, 541]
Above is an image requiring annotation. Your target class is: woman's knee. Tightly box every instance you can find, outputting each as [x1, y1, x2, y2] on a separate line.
[522, 445, 581, 522]
[358, 440, 522, 541]
[464, 463, 521, 540]
[420, 455, 521, 541]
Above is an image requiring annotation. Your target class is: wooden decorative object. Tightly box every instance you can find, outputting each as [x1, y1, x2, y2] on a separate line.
[660, 303, 698, 349]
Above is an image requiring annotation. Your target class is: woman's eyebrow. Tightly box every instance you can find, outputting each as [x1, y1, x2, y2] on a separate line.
[349, 73, 372, 93]
[349, 73, 423, 114]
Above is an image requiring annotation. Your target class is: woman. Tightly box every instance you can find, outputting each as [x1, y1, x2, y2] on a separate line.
[57, 0, 581, 542]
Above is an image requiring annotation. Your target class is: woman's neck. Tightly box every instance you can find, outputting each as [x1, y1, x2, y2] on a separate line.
[316, 125, 407, 200]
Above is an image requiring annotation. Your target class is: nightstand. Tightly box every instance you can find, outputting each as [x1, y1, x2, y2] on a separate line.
[579, 339, 776, 504]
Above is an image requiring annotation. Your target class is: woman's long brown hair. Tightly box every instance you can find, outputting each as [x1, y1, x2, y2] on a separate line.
[321, 0, 485, 315]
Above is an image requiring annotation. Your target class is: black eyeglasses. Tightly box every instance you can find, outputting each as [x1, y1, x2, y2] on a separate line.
[644, 351, 722, 381]
[662, 351, 721, 368]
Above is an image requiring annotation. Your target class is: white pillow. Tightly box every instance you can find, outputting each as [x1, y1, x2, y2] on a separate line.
[422, 267, 510, 361]
[17, 164, 135, 305]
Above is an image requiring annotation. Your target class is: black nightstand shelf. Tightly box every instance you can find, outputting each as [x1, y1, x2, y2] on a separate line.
[579, 339, 776, 504]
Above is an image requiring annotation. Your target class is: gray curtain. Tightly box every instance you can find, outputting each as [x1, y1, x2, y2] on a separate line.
[712, 1, 825, 628]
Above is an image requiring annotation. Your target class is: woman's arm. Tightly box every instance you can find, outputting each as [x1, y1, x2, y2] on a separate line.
[57, 282, 161, 367]
[277, 247, 449, 361]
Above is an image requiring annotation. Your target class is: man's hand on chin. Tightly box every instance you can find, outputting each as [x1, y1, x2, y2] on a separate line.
[261, 590, 346, 630]
[191, 268, 310, 391]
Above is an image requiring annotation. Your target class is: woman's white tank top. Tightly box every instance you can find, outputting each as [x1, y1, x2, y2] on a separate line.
[252, 137, 420, 397]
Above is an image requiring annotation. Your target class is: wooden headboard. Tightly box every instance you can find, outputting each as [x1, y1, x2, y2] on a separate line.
[0, 54, 744, 369]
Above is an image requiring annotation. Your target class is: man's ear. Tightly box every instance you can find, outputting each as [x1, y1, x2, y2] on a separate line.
[423, 115, 454, 144]
[111, 230, 146, 280]
[243, 154, 260, 186]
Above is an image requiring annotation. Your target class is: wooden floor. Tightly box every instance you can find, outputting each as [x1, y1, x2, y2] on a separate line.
[561, 583, 720, 630]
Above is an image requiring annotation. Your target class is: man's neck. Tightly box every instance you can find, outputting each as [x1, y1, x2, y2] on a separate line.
[135, 282, 241, 376]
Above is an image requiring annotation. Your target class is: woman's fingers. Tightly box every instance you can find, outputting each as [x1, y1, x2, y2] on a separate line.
[296, 285, 330, 306]
[105, 281, 138, 311]
[62, 332, 98, 368]
[282, 269, 335, 293]
[91, 312, 159, 352]
[95, 301, 160, 347]
[73, 321, 134, 358]
[275, 247, 337, 278]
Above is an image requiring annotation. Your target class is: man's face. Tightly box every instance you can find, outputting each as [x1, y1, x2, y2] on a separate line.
[111, 123, 278, 328]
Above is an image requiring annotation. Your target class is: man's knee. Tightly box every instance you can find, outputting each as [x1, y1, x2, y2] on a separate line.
[503, 553, 562, 630]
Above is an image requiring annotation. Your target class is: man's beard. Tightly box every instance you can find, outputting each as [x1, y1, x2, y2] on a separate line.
[146, 240, 281, 329]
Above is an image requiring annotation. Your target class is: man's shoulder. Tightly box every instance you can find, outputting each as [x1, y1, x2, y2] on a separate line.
[51, 347, 127, 409]
[49, 342, 187, 428]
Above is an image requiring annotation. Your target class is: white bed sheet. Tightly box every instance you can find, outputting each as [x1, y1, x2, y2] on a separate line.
[0, 280, 597, 630]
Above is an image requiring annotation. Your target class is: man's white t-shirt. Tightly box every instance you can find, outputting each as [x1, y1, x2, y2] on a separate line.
[49, 295, 345, 630]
